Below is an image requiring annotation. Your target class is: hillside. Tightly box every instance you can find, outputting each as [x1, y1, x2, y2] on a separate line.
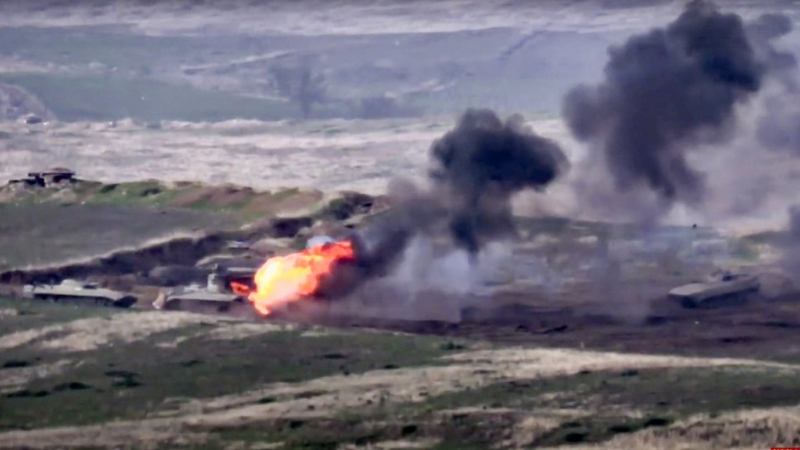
[2, 298, 800, 449]
[0, 22, 616, 122]
[0, 176, 384, 271]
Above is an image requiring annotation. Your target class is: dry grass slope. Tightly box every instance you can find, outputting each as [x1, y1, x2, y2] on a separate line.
[2, 299, 800, 449]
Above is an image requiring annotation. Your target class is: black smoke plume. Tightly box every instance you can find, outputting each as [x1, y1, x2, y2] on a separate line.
[316, 109, 568, 298]
[370, 108, 567, 260]
[563, 0, 765, 209]
[429, 109, 568, 255]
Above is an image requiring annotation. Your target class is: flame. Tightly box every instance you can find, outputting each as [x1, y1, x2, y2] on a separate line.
[230, 281, 251, 296]
[247, 240, 355, 316]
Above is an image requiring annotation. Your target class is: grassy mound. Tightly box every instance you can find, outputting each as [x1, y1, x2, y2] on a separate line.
[0, 178, 386, 271]
[1, 179, 326, 221]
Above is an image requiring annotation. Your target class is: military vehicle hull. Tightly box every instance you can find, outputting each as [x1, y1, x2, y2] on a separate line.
[668, 273, 760, 308]
[153, 259, 259, 315]
[154, 291, 247, 314]
[22, 280, 138, 308]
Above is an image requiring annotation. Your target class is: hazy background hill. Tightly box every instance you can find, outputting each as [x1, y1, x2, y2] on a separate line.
[0, 24, 618, 122]
[9, 1, 797, 123]
[0, 1, 797, 123]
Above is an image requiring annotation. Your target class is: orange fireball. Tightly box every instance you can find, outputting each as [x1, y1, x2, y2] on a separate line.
[247, 240, 355, 316]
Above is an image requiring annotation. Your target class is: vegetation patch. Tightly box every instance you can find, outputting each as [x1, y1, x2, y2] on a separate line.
[409, 367, 800, 418]
[0, 303, 450, 430]
[530, 415, 673, 447]
[0, 203, 231, 269]
[187, 363, 800, 449]
[87, 180, 184, 207]
[0, 178, 339, 229]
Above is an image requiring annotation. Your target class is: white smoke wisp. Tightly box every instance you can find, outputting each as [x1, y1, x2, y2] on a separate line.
[339, 237, 517, 323]
[389, 237, 515, 299]
[306, 235, 336, 248]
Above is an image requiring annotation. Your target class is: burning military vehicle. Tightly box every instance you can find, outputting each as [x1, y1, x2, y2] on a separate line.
[153, 278, 246, 314]
[233, 237, 361, 316]
[153, 262, 259, 314]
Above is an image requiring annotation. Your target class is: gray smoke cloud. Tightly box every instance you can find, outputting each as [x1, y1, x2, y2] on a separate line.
[752, 13, 800, 154]
[747, 13, 797, 80]
[742, 11, 800, 288]
[777, 206, 800, 286]
[757, 97, 800, 153]
[563, 0, 768, 215]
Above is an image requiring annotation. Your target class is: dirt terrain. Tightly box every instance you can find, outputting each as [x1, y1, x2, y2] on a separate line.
[329, 289, 800, 363]
[1, 185, 799, 449]
[2, 1, 800, 448]
[2, 290, 800, 450]
[0, 203, 232, 270]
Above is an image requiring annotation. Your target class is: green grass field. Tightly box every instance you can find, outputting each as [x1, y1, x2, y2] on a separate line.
[2, 298, 800, 449]
[0, 300, 448, 431]
[0, 203, 232, 269]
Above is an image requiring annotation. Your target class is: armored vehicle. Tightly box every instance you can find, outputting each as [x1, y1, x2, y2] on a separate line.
[668, 272, 760, 308]
[210, 260, 258, 282]
[22, 279, 138, 308]
[153, 272, 247, 314]
[10, 167, 75, 187]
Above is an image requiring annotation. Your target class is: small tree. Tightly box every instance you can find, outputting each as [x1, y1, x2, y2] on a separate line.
[269, 65, 326, 119]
